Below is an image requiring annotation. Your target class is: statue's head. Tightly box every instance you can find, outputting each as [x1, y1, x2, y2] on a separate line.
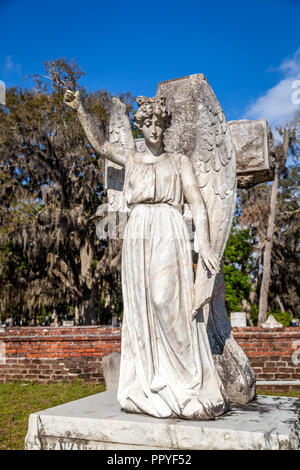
[134, 96, 170, 147]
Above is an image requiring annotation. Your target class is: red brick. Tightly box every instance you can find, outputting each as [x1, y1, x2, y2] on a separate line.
[265, 362, 276, 367]
[0, 325, 298, 384]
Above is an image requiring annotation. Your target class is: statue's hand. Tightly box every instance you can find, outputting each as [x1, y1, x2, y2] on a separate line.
[63, 89, 81, 111]
[199, 244, 220, 275]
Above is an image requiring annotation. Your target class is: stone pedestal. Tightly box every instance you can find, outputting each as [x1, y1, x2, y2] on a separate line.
[25, 391, 300, 450]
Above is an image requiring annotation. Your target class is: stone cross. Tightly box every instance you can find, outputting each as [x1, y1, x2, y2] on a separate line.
[105, 75, 275, 264]
[106, 75, 275, 212]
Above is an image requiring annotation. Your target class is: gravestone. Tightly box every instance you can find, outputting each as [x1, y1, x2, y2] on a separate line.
[62, 320, 74, 327]
[102, 352, 121, 391]
[231, 312, 247, 328]
[260, 314, 283, 328]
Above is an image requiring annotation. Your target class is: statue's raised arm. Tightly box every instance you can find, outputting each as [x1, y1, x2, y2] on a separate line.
[63, 90, 126, 167]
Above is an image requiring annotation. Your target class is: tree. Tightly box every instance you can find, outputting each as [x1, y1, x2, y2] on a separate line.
[0, 58, 134, 324]
[223, 218, 254, 313]
[239, 115, 300, 322]
[257, 128, 290, 323]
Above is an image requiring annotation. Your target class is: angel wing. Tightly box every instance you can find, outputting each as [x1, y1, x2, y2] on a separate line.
[191, 79, 236, 314]
[155, 75, 257, 405]
[156, 75, 236, 315]
[105, 97, 135, 212]
[190, 84, 256, 404]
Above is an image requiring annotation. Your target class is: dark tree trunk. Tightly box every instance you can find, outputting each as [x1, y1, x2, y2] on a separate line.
[81, 286, 97, 325]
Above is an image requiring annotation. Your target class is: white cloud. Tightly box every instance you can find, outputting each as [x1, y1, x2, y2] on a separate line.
[2, 55, 22, 77]
[244, 48, 300, 130]
[4, 55, 14, 72]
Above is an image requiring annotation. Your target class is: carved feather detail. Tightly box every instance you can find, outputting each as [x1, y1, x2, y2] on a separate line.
[191, 82, 236, 201]
[190, 79, 237, 311]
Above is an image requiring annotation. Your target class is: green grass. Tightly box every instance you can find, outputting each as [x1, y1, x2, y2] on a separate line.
[0, 382, 299, 450]
[256, 388, 300, 398]
[0, 381, 105, 450]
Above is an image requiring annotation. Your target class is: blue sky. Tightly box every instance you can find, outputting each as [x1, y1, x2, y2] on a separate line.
[0, 0, 299, 127]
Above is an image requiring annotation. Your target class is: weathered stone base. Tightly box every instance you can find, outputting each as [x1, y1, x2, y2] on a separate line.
[25, 391, 300, 450]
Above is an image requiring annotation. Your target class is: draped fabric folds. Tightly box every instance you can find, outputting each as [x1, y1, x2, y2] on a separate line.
[117, 153, 229, 420]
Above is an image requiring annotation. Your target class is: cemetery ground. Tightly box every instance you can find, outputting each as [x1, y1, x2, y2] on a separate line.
[0, 382, 299, 450]
[0, 380, 105, 450]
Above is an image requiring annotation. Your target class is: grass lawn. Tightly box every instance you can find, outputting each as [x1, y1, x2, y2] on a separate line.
[0, 382, 299, 450]
[0, 381, 105, 450]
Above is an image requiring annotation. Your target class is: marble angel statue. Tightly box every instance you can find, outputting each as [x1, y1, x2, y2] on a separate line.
[63, 76, 255, 420]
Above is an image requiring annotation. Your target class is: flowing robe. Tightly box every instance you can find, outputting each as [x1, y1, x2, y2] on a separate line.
[117, 151, 229, 420]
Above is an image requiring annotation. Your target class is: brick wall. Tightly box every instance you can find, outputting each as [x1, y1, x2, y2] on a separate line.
[0, 326, 121, 383]
[233, 327, 300, 382]
[0, 326, 299, 385]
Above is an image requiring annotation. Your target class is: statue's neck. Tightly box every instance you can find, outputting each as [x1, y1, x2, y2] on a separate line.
[145, 141, 165, 157]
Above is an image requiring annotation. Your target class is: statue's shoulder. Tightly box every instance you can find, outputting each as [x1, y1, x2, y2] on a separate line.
[124, 147, 137, 164]
[168, 152, 184, 162]
[168, 152, 191, 171]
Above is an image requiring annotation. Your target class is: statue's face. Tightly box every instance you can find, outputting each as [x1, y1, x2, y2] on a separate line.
[141, 115, 164, 146]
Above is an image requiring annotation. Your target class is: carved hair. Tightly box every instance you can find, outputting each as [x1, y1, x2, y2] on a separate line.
[134, 96, 170, 130]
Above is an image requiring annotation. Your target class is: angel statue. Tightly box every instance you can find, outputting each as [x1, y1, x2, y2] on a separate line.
[64, 74, 256, 420]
